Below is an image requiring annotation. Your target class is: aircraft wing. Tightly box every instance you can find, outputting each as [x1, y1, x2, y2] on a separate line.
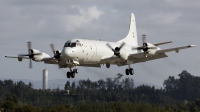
[5, 55, 29, 59]
[44, 58, 101, 68]
[126, 53, 168, 65]
[125, 45, 196, 65]
[78, 64, 101, 68]
[44, 58, 58, 64]
[155, 45, 196, 54]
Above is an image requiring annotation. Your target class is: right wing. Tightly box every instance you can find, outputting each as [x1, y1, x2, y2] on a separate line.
[5, 55, 30, 61]
[78, 64, 101, 68]
[5, 55, 29, 59]
[44, 58, 101, 68]
[44, 58, 58, 64]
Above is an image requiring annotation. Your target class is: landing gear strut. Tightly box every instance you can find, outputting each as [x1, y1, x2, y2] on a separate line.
[66, 68, 78, 78]
[125, 65, 134, 75]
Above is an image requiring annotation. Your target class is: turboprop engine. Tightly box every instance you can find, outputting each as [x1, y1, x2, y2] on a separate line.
[132, 35, 157, 61]
[18, 42, 50, 68]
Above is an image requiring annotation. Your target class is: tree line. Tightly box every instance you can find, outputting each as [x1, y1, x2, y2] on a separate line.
[1, 70, 200, 111]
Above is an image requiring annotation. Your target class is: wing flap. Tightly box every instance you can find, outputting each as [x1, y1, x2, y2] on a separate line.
[128, 53, 167, 63]
[79, 64, 101, 68]
[44, 59, 58, 64]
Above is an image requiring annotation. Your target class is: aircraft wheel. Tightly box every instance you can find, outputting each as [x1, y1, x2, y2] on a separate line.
[67, 72, 71, 78]
[125, 69, 129, 75]
[106, 63, 110, 68]
[71, 72, 75, 78]
[130, 68, 134, 75]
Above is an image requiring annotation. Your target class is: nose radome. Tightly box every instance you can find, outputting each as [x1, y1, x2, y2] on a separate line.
[61, 48, 74, 58]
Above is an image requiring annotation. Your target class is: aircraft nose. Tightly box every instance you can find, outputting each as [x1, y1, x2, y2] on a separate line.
[61, 48, 74, 58]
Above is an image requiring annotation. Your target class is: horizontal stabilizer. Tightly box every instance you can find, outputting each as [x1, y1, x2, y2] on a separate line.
[154, 41, 173, 46]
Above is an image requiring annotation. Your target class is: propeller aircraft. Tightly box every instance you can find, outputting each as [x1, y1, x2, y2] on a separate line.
[5, 13, 196, 78]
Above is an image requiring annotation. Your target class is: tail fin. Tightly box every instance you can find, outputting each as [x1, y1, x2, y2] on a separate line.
[117, 13, 138, 46]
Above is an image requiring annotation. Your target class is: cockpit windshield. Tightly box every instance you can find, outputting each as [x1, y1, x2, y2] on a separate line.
[64, 40, 82, 48]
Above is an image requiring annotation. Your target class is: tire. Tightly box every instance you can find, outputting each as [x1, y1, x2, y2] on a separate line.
[71, 72, 75, 78]
[67, 72, 71, 78]
[130, 68, 134, 75]
[125, 69, 129, 75]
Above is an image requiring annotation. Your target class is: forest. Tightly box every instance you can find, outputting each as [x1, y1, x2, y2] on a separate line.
[1, 70, 200, 111]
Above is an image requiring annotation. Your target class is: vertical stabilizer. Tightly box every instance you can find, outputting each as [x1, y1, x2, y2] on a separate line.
[117, 13, 138, 46]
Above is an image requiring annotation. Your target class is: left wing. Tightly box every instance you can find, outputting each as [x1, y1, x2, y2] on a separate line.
[127, 45, 196, 64]
[126, 52, 167, 65]
[155, 45, 196, 54]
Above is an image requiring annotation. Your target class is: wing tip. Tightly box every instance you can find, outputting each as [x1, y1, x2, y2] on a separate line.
[188, 45, 196, 47]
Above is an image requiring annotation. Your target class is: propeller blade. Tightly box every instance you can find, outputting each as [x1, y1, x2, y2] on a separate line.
[106, 43, 115, 52]
[19, 54, 29, 57]
[143, 52, 146, 62]
[33, 53, 42, 55]
[27, 41, 31, 50]
[118, 42, 125, 49]
[29, 59, 32, 68]
[50, 44, 56, 54]
[148, 46, 157, 49]
[56, 50, 60, 55]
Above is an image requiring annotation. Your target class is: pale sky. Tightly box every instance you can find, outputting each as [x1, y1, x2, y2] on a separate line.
[0, 0, 199, 88]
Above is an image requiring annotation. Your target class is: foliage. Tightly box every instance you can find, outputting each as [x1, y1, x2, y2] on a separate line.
[1, 71, 200, 111]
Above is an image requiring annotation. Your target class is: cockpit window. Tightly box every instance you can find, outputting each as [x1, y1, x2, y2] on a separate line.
[64, 42, 76, 47]
[64, 41, 82, 47]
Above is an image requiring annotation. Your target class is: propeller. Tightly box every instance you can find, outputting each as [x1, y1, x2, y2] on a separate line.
[50, 43, 61, 60]
[106, 42, 125, 58]
[133, 35, 157, 61]
[18, 42, 41, 68]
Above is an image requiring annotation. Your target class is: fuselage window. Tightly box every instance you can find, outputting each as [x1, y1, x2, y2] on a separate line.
[70, 43, 76, 47]
[76, 43, 81, 47]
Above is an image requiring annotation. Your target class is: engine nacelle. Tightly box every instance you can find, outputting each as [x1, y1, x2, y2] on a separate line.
[146, 43, 159, 55]
[31, 49, 51, 62]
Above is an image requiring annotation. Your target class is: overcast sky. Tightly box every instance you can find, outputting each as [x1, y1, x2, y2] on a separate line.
[0, 0, 199, 88]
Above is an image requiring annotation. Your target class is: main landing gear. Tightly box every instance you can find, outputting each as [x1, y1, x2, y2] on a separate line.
[66, 69, 78, 78]
[125, 65, 134, 75]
